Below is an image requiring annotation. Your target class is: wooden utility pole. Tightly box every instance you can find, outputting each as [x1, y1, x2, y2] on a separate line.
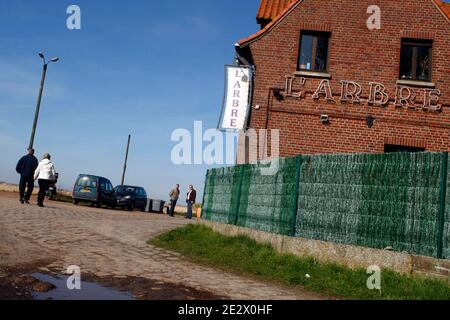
[121, 134, 131, 186]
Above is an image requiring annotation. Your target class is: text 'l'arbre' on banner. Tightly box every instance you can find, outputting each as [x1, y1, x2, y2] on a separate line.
[218, 65, 252, 132]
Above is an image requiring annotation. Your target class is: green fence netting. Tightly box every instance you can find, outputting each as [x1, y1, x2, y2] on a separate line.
[296, 153, 444, 258]
[443, 155, 450, 260]
[236, 158, 299, 236]
[295, 154, 365, 246]
[202, 166, 244, 224]
[202, 152, 449, 260]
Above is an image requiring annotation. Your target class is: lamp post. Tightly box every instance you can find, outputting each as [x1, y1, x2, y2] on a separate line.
[28, 52, 59, 150]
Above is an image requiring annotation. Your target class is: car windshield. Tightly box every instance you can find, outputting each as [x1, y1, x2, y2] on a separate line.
[115, 186, 136, 194]
[77, 177, 97, 188]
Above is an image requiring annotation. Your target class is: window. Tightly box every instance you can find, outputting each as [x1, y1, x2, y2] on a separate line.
[77, 177, 97, 188]
[400, 39, 432, 81]
[298, 31, 330, 72]
[385, 145, 425, 153]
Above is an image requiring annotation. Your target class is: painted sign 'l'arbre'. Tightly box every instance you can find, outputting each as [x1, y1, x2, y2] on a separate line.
[218, 66, 252, 132]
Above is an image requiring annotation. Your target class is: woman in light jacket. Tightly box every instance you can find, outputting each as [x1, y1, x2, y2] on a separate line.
[34, 153, 56, 207]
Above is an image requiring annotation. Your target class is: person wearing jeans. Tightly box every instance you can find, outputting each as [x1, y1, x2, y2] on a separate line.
[16, 148, 38, 204]
[169, 184, 180, 217]
[185, 185, 197, 220]
[34, 153, 56, 208]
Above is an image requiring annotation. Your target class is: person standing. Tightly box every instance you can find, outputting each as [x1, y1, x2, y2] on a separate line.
[16, 148, 39, 204]
[34, 153, 56, 208]
[185, 185, 197, 220]
[169, 184, 180, 217]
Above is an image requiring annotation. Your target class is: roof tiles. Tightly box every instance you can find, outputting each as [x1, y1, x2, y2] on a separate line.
[257, 0, 297, 21]
[436, 0, 450, 18]
[242, 0, 449, 46]
[256, 0, 450, 22]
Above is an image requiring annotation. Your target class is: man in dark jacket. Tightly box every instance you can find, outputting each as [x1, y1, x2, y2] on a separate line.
[185, 185, 197, 220]
[16, 148, 38, 204]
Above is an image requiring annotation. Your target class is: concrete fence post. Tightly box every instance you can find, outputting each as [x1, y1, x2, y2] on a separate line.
[230, 165, 245, 226]
[201, 170, 210, 220]
[291, 156, 302, 237]
[437, 152, 448, 259]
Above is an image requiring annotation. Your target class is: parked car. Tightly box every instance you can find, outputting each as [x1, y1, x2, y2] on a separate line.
[72, 174, 116, 209]
[114, 185, 148, 211]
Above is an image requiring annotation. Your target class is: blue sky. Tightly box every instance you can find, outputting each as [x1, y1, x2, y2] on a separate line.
[0, 0, 260, 200]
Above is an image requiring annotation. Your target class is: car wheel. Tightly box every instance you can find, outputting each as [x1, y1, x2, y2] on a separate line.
[96, 200, 103, 208]
[73, 200, 79, 205]
[128, 202, 135, 211]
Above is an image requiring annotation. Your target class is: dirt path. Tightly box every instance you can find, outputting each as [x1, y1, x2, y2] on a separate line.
[0, 193, 325, 300]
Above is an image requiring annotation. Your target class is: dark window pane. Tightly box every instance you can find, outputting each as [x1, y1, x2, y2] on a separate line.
[400, 45, 413, 79]
[400, 39, 432, 81]
[299, 35, 313, 70]
[315, 36, 329, 71]
[416, 46, 431, 81]
[385, 145, 425, 153]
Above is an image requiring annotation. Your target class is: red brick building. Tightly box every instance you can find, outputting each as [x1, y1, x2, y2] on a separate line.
[236, 0, 450, 159]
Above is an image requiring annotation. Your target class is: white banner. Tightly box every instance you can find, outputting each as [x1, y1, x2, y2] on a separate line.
[218, 65, 252, 131]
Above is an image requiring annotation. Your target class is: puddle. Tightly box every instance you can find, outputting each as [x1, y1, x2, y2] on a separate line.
[31, 273, 136, 300]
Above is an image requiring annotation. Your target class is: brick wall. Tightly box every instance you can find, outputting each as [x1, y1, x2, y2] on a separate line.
[239, 0, 450, 159]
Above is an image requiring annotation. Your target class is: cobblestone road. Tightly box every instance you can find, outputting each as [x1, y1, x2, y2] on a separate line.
[0, 194, 322, 300]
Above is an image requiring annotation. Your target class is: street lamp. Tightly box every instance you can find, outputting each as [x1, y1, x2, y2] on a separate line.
[28, 52, 59, 150]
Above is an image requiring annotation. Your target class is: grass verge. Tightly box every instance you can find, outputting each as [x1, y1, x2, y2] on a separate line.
[150, 224, 450, 300]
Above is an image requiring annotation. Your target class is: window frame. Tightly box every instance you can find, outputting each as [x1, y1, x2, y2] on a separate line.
[399, 38, 433, 82]
[297, 30, 331, 73]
